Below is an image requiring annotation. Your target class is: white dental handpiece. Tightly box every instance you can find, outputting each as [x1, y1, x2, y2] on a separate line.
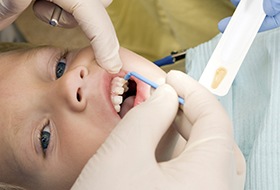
[199, 0, 266, 96]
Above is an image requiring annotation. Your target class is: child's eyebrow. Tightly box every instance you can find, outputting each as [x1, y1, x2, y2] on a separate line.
[10, 110, 41, 174]
[26, 47, 67, 80]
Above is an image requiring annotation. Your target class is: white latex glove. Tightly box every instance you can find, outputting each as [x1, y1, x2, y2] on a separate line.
[71, 70, 246, 190]
[0, 0, 122, 74]
[0, 0, 32, 29]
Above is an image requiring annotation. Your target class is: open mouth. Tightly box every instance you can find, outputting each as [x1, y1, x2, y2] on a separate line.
[110, 76, 144, 118]
[119, 79, 137, 118]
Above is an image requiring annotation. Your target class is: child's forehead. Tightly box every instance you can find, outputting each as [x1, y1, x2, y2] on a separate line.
[0, 45, 54, 140]
[0, 45, 60, 74]
[0, 90, 39, 185]
[0, 110, 22, 183]
[0, 46, 48, 65]
[0, 50, 31, 83]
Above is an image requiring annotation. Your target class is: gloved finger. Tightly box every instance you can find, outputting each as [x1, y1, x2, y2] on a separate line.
[166, 70, 233, 146]
[164, 71, 243, 188]
[173, 109, 192, 141]
[33, 1, 77, 28]
[263, 0, 280, 16]
[230, 0, 240, 7]
[33, 0, 113, 28]
[71, 84, 178, 189]
[112, 84, 178, 155]
[218, 17, 231, 33]
[99, 0, 113, 8]
[0, 0, 32, 16]
[219, 14, 280, 33]
[259, 14, 280, 31]
[50, 0, 122, 73]
[219, 0, 280, 33]
[0, 0, 32, 29]
[233, 143, 246, 189]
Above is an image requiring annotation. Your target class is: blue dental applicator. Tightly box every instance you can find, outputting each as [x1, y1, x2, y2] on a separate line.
[124, 72, 185, 105]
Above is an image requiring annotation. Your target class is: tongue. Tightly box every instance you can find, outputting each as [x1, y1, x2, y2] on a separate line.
[119, 96, 135, 118]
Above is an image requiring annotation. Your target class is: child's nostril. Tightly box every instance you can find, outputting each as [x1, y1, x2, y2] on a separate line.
[77, 88, 81, 102]
[80, 70, 85, 79]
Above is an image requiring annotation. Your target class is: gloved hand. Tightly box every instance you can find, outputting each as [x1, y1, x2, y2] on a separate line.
[71, 70, 246, 190]
[0, 0, 32, 29]
[218, 0, 280, 32]
[0, 0, 122, 74]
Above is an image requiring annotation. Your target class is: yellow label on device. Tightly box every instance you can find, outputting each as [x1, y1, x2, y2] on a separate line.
[211, 67, 227, 89]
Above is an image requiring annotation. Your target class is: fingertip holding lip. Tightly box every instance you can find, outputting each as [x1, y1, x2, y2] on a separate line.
[107, 68, 122, 74]
[106, 63, 122, 74]
[97, 60, 122, 74]
[98, 55, 123, 74]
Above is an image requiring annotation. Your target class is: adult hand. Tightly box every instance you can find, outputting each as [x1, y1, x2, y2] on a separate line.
[0, 0, 122, 74]
[218, 0, 280, 32]
[0, 0, 32, 29]
[71, 70, 246, 190]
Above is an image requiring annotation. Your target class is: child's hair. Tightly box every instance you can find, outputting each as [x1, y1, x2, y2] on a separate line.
[0, 183, 24, 190]
[0, 42, 35, 53]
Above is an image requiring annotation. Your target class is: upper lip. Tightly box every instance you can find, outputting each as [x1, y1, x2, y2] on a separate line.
[106, 70, 151, 116]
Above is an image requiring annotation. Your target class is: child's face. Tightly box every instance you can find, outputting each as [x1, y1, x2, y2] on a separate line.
[0, 45, 165, 189]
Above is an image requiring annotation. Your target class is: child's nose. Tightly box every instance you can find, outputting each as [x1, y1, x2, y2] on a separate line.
[57, 66, 89, 112]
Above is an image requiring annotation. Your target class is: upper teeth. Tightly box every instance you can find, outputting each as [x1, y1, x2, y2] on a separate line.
[111, 77, 129, 112]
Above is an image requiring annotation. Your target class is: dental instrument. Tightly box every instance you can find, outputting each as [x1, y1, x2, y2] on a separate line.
[153, 50, 186, 67]
[49, 5, 63, 27]
[199, 0, 266, 96]
[124, 72, 185, 105]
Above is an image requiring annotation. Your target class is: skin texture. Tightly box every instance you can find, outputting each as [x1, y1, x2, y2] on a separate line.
[0, 45, 180, 189]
